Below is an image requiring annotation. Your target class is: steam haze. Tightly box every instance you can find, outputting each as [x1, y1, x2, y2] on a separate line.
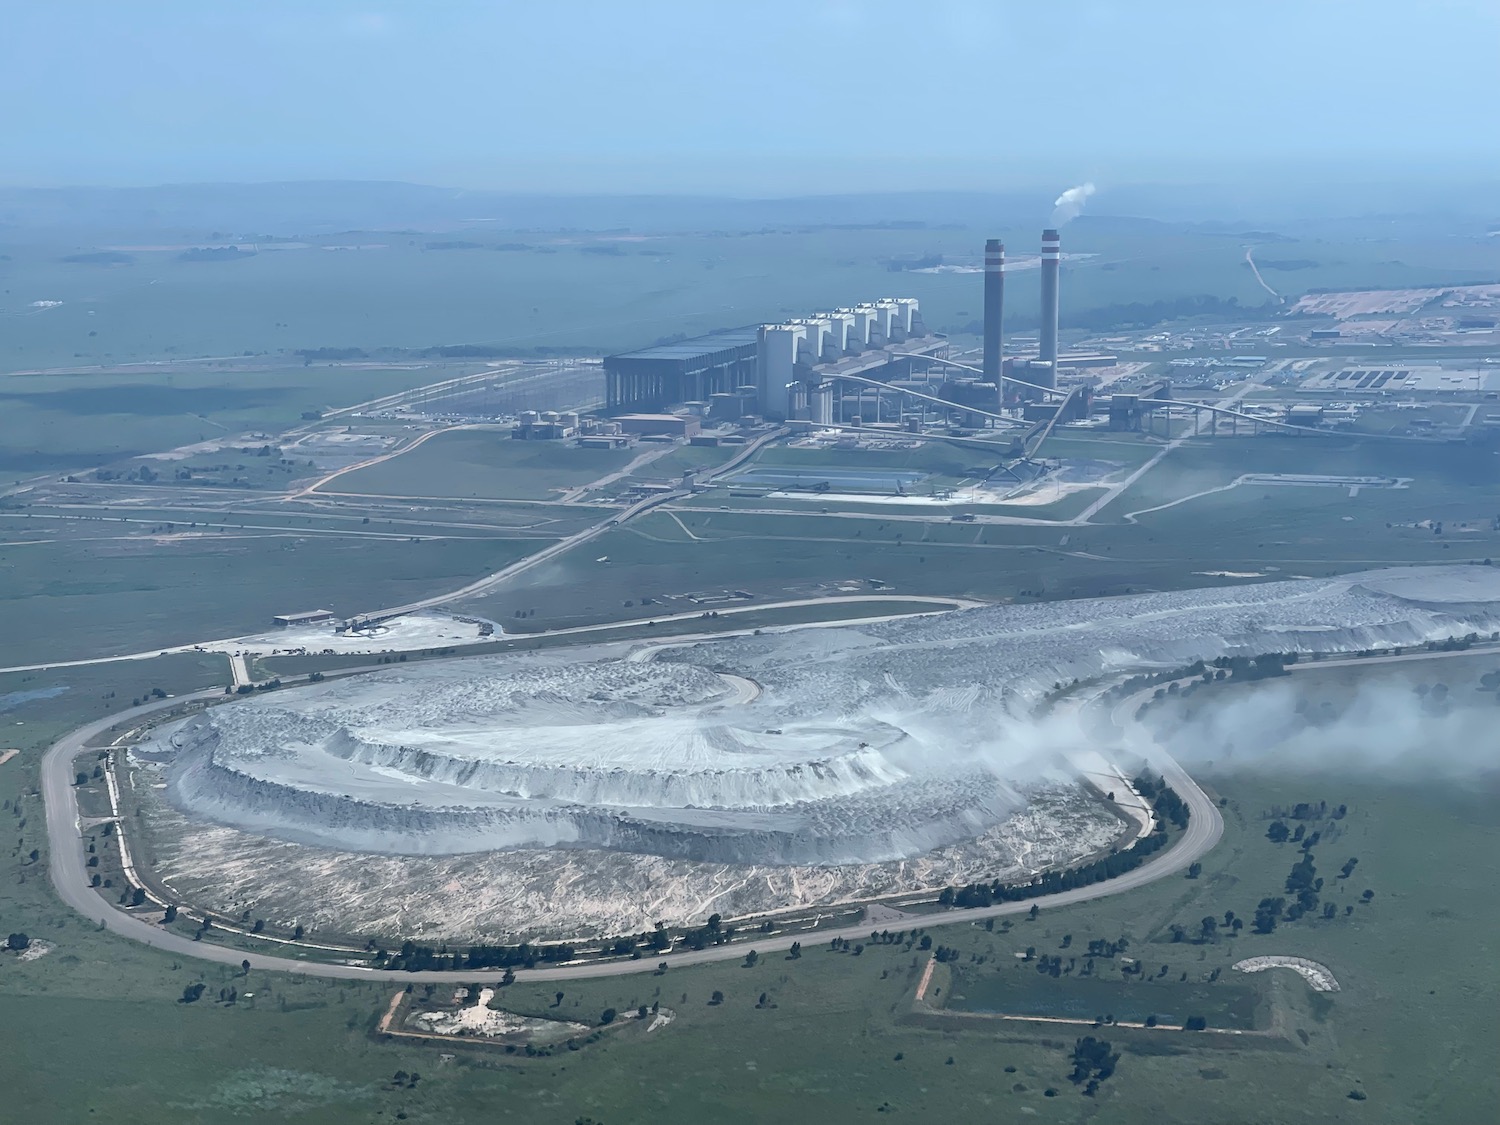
[1155, 674, 1500, 781]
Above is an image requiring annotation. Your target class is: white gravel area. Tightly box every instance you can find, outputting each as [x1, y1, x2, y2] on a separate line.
[1234, 956, 1341, 991]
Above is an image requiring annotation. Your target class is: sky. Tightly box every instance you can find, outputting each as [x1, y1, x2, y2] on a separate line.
[2, 0, 1499, 193]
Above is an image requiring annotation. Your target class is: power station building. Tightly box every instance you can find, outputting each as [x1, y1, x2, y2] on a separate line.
[603, 327, 760, 414]
[604, 298, 943, 422]
[602, 230, 1071, 426]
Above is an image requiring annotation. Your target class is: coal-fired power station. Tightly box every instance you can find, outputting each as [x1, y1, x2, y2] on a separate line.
[1038, 228, 1061, 389]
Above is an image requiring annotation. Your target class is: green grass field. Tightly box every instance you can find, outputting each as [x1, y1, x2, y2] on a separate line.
[0, 531, 547, 666]
[327, 428, 640, 500]
[0, 364, 459, 477]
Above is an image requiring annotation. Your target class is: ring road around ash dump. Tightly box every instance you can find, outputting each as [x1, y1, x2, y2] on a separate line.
[42, 683, 1222, 984]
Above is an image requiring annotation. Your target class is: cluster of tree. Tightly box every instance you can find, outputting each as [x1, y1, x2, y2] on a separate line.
[1214, 652, 1297, 680]
[1266, 820, 1319, 846]
[234, 678, 282, 695]
[682, 913, 736, 951]
[376, 938, 578, 973]
[62, 250, 135, 265]
[1426, 633, 1482, 652]
[295, 346, 367, 361]
[178, 246, 255, 262]
[1069, 1036, 1119, 1096]
[1266, 800, 1344, 822]
[1084, 936, 1131, 959]
[1032, 953, 1066, 978]
[934, 785, 1185, 909]
[882, 253, 944, 272]
[1062, 294, 1278, 333]
[1132, 772, 1189, 830]
[1170, 909, 1243, 943]
[1282, 851, 1323, 923]
[1253, 896, 1286, 934]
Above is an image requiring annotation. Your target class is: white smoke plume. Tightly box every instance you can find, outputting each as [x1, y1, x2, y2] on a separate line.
[1050, 182, 1096, 226]
[1153, 674, 1500, 781]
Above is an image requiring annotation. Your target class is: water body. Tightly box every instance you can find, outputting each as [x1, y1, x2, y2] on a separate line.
[729, 468, 928, 490]
[948, 969, 1260, 1030]
[0, 685, 68, 713]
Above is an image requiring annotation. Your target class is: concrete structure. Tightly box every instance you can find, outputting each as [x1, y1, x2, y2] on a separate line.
[604, 327, 760, 413]
[615, 413, 700, 438]
[983, 239, 1005, 393]
[272, 610, 335, 627]
[1108, 379, 1172, 431]
[757, 297, 942, 421]
[1287, 404, 1325, 425]
[1038, 228, 1061, 386]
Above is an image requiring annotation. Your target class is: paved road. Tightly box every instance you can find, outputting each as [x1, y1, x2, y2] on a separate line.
[40, 679, 1223, 984]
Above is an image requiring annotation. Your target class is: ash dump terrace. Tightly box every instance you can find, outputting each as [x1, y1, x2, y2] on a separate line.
[146, 566, 1500, 869]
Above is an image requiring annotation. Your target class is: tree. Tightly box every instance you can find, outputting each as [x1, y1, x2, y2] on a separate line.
[787, 941, 801, 960]
[1266, 820, 1290, 844]
[501, 967, 516, 986]
[181, 983, 206, 1003]
[163, 904, 178, 923]
[1186, 862, 1202, 879]
[1184, 1016, 1208, 1031]
[6, 933, 30, 951]
[75, 772, 88, 787]
[241, 959, 251, 975]
[1028, 904, 1040, 920]
[709, 990, 724, 1006]
[599, 1008, 616, 1025]
[743, 949, 759, 968]
[1200, 916, 1218, 942]
[1253, 897, 1285, 934]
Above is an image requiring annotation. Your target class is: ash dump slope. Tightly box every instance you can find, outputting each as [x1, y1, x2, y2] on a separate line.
[160, 565, 1500, 865]
[679, 564, 1500, 715]
[161, 657, 1023, 865]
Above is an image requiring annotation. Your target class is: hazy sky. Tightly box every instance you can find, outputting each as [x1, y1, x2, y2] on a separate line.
[4, 0, 1498, 192]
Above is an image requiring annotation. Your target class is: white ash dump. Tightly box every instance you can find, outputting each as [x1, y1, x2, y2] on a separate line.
[152, 564, 1500, 872]
[158, 657, 1024, 866]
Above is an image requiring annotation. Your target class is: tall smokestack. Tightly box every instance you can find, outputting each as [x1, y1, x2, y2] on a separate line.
[982, 238, 1004, 395]
[1039, 228, 1060, 389]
